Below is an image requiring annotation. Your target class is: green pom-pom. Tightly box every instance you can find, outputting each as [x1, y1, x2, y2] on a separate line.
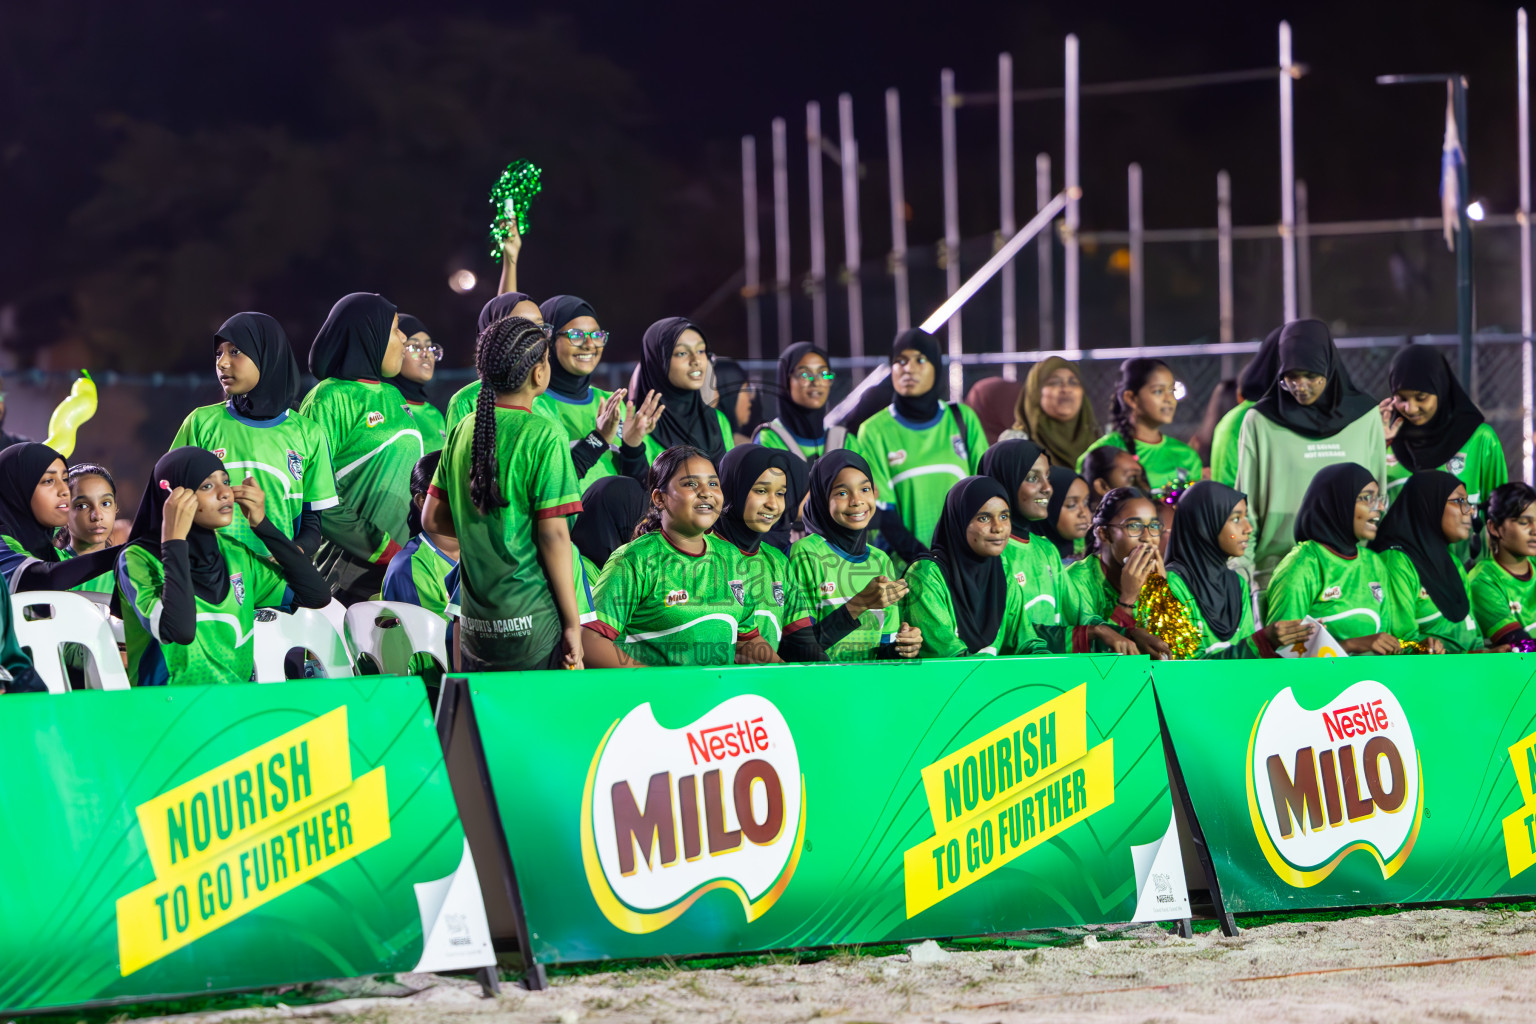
[488, 160, 543, 260]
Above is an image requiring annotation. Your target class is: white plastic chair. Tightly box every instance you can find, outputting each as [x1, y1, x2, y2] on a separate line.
[344, 601, 449, 677]
[319, 598, 349, 637]
[12, 591, 131, 693]
[251, 606, 356, 682]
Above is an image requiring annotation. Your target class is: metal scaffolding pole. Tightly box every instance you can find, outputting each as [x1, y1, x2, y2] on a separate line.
[1217, 171, 1234, 344]
[1296, 179, 1312, 319]
[1280, 21, 1298, 323]
[1128, 162, 1144, 346]
[838, 94, 864, 359]
[1037, 153, 1054, 349]
[741, 135, 762, 359]
[771, 117, 792, 351]
[886, 88, 912, 332]
[999, 52, 1018, 378]
[1522, 8, 1534, 481]
[806, 101, 828, 349]
[941, 68, 964, 399]
[1064, 35, 1081, 353]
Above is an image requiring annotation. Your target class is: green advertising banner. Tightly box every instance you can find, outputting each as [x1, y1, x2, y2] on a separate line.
[1155, 655, 1536, 915]
[0, 678, 495, 1014]
[460, 655, 1190, 967]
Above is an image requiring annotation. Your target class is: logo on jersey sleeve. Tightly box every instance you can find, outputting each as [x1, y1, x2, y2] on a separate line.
[772, 582, 784, 606]
[231, 572, 245, 606]
[729, 580, 746, 605]
[365, 411, 385, 428]
[664, 590, 689, 607]
[1369, 582, 1384, 603]
[286, 450, 304, 482]
[887, 449, 907, 467]
[1320, 585, 1343, 602]
[1446, 452, 1467, 475]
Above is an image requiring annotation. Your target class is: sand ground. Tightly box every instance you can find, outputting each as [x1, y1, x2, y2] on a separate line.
[143, 907, 1536, 1024]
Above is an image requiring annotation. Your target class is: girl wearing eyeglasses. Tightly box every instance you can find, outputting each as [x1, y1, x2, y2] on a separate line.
[857, 330, 989, 567]
[1063, 488, 1172, 657]
[172, 312, 340, 561]
[1264, 462, 1420, 655]
[1468, 482, 1536, 649]
[1370, 471, 1479, 653]
[534, 295, 661, 490]
[394, 314, 447, 453]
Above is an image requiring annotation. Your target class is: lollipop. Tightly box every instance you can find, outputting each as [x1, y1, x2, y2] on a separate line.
[44, 370, 97, 458]
[488, 160, 543, 260]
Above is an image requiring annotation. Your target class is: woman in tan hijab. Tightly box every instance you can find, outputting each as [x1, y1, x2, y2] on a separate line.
[1003, 357, 1100, 469]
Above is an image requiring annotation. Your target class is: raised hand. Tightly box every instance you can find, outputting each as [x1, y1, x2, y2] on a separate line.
[595, 388, 627, 444]
[621, 389, 666, 448]
[1119, 545, 1160, 604]
[161, 487, 199, 543]
[1379, 397, 1403, 444]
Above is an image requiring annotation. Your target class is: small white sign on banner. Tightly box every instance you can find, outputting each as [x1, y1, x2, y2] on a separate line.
[1276, 617, 1346, 658]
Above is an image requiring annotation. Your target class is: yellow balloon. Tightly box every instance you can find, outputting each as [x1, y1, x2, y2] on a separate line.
[44, 371, 98, 458]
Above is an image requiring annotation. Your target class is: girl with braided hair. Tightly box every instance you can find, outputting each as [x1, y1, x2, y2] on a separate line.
[1077, 357, 1201, 488]
[421, 316, 586, 671]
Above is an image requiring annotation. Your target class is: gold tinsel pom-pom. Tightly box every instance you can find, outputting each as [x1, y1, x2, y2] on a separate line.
[1395, 640, 1431, 655]
[1134, 573, 1202, 660]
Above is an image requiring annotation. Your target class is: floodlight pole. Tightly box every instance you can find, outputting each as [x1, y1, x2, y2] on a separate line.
[1280, 22, 1298, 323]
[1377, 71, 1474, 387]
[999, 52, 1018, 378]
[771, 117, 792, 351]
[886, 88, 912, 332]
[741, 135, 762, 359]
[806, 101, 828, 349]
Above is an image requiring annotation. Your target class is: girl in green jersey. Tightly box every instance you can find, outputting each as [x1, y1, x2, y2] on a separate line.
[0, 443, 124, 593]
[632, 318, 735, 465]
[117, 447, 332, 686]
[1384, 345, 1506, 565]
[712, 445, 799, 650]
[1264, 462, 1416, 654]
[1163, 481, 1312, 658]
[1370, 470, 1479, 652]
[903, 476, 1047, 658]
[395, 314, 447, 454]
[1469, 483, 1536, 649]
[447, 292, 544, 429]
[301, 292, 422, 603]
[1063, 488, 1172, 657]
[1078, 358, 1202, 488]
[585, 446, 777, 668]
[422, 317, 584, 672]
[1082, 446, 1148, 511]
[60, 463, 119, 596]
[172, 312, 339, 558]
[1031, 466, 1091, 563]
[982, 439, 1133, 654]
[784, 450, 922, 661]
[857, 329, 988, 563]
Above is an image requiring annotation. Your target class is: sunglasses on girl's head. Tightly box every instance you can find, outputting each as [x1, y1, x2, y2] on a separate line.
[794, 369, 837, 382]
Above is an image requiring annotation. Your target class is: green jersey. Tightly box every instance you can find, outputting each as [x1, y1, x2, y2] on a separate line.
[1063, 556, 1133, 626]
[406, 400, 447, 454]
[61, 545, 115, 595]
[901, 557, 1045, 658]
[1164, 569, 1266, 659]
[171, 402, 340, 558]
[1468, 559, 1536, 646]
[642, 408, 737, 465]
[447, 380, 481, 432]
[533, 386, 620, 489]
[1263, 541, 1411, 644]
[1385, 422, 1507, 566]
[721, 540, 799, 650]
[590, 531, 760, 666]
[380, 533, 456, 620]
[1209, 401, 1254, 487]
[784, 533, 900, 662]
[118, 533, 288, 686]
[1377, 549, 1480, 653]
[1236, 407, 1387, 583]
[298, 378, 423, 588]
[1001, 533, 1106, 653]
[856, 402, 988, 548]
[1077, 431, 1203, 489]
[431, 402, 582, 669]
[752, 419, 865, 462]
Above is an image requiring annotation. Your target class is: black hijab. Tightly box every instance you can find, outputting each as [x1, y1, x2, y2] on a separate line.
[713, 357, 760, 436]
[0, 442, 67, 561]
[1387, 345, 1484, 473]
[126, 447, 231, 603]
[916, 476, 1009, 654]
[309, 292, 397, 382]
[1370, 469, 1469, 623]
[714, 444, 791, 554]
[392, 313, 431, 403]
[217, 312, 299, 420]
[979, 438, 1047, 540]
[571, 476, 647, 570]
[539, 295, 599, 400]
[478, 292, 532, 333]
[1251, 319, 1377, 440]
[1294, 461, 1378, 558]
[1238, 325, 1284, 403]
[1029, 466, 1083, 558]
[776, 342, 830, 442]
[637, 317, 727, 462]
[890, 328, 943, 422]
[801, 449, 875, 558]
[1164, 481, 1247, 642]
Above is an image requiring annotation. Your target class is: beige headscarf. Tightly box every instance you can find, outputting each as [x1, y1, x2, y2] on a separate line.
[1017, 356, 1100, 469]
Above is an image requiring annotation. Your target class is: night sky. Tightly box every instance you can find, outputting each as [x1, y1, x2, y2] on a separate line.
[1, 0, 1529, 365]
